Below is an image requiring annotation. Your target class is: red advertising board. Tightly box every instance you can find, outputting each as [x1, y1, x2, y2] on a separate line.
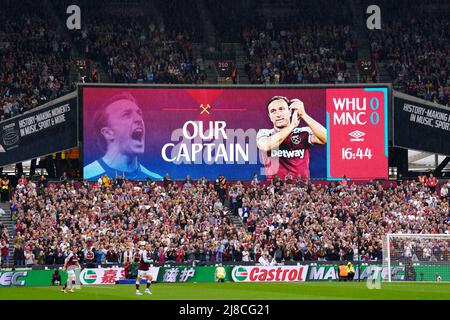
[232, 266, 309, 282]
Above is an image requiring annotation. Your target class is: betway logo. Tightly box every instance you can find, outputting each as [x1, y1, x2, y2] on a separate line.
[271, 149, 305, 158]
[232, 266, 309, 282]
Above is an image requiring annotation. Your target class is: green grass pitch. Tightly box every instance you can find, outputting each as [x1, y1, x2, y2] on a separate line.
[0, 282, 449, 300]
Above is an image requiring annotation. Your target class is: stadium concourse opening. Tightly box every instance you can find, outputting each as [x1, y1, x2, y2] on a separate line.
[0, 0, 448, 309]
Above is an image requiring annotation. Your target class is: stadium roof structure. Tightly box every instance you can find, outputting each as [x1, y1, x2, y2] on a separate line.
[2, 150, 448, 179]
[408, 150, 450, 173]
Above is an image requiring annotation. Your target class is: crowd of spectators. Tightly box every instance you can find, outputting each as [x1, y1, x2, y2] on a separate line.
[0, 1, 74, 121]
[1, 0, 207, 121]
[63, 0, 207, 85]
[368, 12, 449, 106]
[2, 0, 449, 120]
[243, 23, 356, 84]
[3, 172, 448, 268]
[72, 18, 207, 84]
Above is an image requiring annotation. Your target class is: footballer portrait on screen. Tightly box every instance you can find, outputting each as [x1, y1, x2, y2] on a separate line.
[83, 93, 163, 181]
[257, 96, 327, 180]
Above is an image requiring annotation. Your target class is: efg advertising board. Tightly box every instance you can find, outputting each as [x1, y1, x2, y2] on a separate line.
[80, 85, 389, 181]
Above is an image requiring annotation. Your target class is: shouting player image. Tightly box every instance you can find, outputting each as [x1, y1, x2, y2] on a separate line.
[136, 242, 153, 295]
[257, 96, 327, 179]
[61, 245, 82, 293]
[84, 93, 163, 181]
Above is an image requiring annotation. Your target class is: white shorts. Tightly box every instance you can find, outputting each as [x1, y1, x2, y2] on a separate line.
[137, 270, 152, 279]
[67, 269, 76, 279]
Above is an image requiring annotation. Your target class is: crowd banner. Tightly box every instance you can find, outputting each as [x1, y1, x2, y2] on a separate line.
[0, 91, 78, 166]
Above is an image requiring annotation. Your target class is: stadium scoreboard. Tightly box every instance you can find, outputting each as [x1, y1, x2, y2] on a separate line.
[79, 84, 389, 181]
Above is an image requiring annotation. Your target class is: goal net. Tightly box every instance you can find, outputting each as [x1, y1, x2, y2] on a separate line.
[382, 234, 449, 282]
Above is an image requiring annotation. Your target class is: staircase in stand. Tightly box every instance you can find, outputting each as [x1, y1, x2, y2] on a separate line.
[228, 212, 244, 228]
[0, 202, 14, 268]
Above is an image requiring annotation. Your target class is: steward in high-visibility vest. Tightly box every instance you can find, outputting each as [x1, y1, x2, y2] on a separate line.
[1, 177, 10, 202]
[68, 148, 80, 159]
[102, 175, 110, 188]
[339, 264, 348, 281]
[0, 178, 8, 190]
[346, 262, 355, 281]
[215, 264, 226, 282]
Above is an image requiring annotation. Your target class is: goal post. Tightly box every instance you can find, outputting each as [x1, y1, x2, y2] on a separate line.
[383, 234, 450, 282]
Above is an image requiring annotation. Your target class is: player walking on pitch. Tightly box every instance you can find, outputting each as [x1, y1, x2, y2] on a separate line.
[136, 242, 153, 295]
[61, 245, 82, 293]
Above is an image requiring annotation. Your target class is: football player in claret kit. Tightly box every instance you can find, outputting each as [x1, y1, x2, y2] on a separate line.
[61, 245, 82, 293]
[136, 242, 153, 295]
[257, 96, 327, 180]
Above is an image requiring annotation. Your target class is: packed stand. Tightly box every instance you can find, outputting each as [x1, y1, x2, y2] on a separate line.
[238, 0, 356, 85]
[243, 23, 356, 84]
[367, 1, 450, 106]
[1, 0, 207, 121]
[6, 172, 449, 268]
[0, 0, 74, 121]
[66, 1, 207, 84]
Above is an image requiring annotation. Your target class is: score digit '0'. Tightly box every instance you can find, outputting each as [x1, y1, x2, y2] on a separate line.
[370, 97, 380, 125]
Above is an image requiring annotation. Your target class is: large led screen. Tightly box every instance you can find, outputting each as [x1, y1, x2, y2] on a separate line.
[80, 85, 388, 181]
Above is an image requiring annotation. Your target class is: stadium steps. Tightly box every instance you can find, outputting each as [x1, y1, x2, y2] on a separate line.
[234, 44, 250, 84]
[350, 4, 394, 85]
[45, 0, 85, 84]
[348, 0, 372, 61]
[374, 62, 392, 83]
[192, 43, 204, 58]
[347, 62, 359, 83]
[258, 0, 300, 18]
[46, 0, 112, 84]
[204, 59, 219, 84]
[191, 43, 212, 83]
[195, 0, 221, 84]
[216, 43, 250, 84]
[0, 202, 14, 267]
[195, 0, 218, 51]
[228, 213, 244, 228]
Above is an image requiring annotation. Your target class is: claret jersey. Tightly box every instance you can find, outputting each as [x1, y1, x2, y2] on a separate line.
[138, 250, 151, 271]
[257, 126, 313, 179]
[66, 251, 80, 270]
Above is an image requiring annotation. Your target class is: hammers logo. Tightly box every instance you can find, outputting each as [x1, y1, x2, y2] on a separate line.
[199, 104, 211, 114]
[291, 134, 301, 145]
